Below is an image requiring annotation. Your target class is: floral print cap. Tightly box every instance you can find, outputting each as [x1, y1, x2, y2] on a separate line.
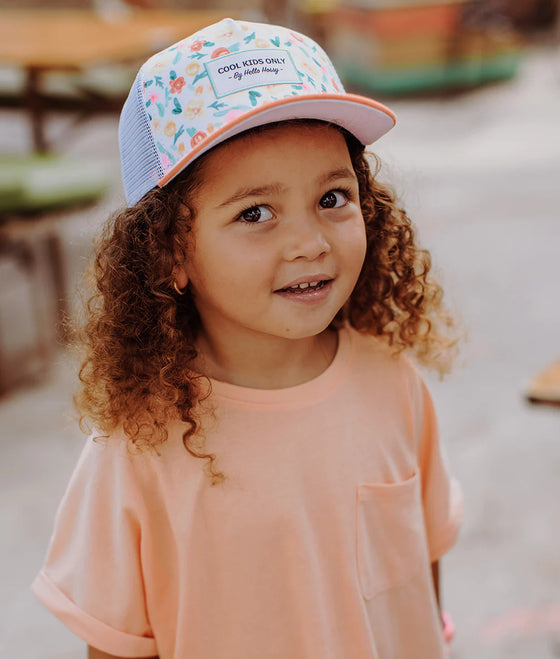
[119, 18, 396, 206]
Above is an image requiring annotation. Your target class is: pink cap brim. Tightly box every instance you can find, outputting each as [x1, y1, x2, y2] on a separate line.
[158, 93, 396, 188]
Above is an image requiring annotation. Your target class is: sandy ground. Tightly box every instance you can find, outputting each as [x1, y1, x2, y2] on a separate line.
[1, 39, 559, 658]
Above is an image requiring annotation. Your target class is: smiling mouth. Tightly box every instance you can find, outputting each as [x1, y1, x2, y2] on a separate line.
[275, 280, 332, 294]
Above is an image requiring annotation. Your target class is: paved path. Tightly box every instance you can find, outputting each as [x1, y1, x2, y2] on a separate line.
[1, 41, 559, 658]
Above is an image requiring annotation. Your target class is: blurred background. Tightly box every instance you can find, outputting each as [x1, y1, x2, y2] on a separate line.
[0, 0, 559, 657]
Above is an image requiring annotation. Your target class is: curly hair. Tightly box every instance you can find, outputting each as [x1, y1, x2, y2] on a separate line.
[75, 120, 457, 484]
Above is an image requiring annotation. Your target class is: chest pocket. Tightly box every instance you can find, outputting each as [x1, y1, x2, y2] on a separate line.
[356, 471, 429, 600]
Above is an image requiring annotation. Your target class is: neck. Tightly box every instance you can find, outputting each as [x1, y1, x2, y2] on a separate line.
[192, 329, 338, 389]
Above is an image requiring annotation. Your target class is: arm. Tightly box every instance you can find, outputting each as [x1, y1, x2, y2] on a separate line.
[88, 647, 158, 659]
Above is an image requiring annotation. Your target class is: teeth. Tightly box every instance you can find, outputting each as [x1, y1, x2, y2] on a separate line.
[278, 280, 327, 293]
[282, 281, 324, 292]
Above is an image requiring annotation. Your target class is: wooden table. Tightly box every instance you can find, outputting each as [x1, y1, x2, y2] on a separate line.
[0, 10, 230, 394]
[0, 9, 230, 151]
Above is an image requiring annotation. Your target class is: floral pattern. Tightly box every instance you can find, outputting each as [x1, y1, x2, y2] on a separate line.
[169, 76, 186, 94]
[138, 18, 346, 176]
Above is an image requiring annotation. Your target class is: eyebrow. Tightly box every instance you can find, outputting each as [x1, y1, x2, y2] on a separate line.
[216, 166, 357, 209]
[217, 184, 285, 208]
[317, 167, 357, 186]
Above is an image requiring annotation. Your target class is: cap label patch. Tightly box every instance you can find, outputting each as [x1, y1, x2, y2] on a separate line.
[205, 49, 301, 98]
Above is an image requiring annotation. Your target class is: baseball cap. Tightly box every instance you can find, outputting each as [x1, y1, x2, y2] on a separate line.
[119, 17, 396, 206]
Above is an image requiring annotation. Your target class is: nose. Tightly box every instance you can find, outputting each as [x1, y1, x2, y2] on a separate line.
[283, 212, 331, 262]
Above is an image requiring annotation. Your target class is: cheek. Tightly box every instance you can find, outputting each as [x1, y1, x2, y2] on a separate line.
[189, 243, 272, 296]
[342, 215, 368, 267]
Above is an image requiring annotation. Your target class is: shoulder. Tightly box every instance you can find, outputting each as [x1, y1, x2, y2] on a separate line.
[76, 429, 152, 469]
[66, 430, 152, 499]
[342, 325, 421, 382]
[340, 325, 430, 412]
[70, 428, 176, 497]
[85, 423, 208, 488]
[60, 425, 201, 528]
[82, 423, 189, 462]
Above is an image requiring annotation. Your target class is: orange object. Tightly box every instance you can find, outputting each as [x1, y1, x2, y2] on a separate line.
[526, 359, 560, 406]
[331, 3, 463, 39]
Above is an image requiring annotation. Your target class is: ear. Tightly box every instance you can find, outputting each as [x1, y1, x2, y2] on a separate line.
[172, 263, 189, 290]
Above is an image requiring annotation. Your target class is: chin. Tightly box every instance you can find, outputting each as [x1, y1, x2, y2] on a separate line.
[278, 318, 337, 340]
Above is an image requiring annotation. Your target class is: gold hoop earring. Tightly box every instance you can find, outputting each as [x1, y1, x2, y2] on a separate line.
[173, 281, 186, 295]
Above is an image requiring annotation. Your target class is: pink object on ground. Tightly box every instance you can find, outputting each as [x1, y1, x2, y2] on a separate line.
[442, 610, 456, 643]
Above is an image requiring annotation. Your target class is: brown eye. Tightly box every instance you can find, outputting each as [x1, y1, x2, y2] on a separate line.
[238, 205, 273, 224]
[320, 190, 347, 209]
[242, 207, 261, 222]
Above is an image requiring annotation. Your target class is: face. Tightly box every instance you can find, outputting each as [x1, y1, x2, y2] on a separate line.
[177, 122, 367, 352]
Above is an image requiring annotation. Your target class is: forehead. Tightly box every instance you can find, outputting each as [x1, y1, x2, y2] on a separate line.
[195, 122, 353, 192]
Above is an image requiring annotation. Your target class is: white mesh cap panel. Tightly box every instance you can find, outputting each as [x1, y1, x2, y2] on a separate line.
[118, 74, 165, 207]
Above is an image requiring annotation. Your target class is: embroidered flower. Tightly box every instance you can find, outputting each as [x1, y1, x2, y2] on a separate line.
[190, 131, 207, 147]
[169, 76, 186, 94]
[184, 98, 204, 120]
[211, 47, 230, 59]
[254, 38, 269, 48]
[206, 123, 215, 133]
[222, 108, 245, 122]
[194, 84, 204, 95]
[301, 61, 317, 77]
[217, 27, 234, 39]
[190, 39, 205, 52]
[153, 118, 161, 132]
[160, 153, 172, 169]
[164, 120, 177, 138]
[151, 57, 172, 72]
[185, 61, 201, 77]
[149, 91, 159, 104]
[178, 142, 186, 155]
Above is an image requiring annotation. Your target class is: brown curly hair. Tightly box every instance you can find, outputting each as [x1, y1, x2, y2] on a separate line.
[75, 120, 456, 484]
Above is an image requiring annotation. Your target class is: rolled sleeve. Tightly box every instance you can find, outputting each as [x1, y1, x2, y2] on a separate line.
[32, 570, 157, 657]
[32, 435, 156, 657]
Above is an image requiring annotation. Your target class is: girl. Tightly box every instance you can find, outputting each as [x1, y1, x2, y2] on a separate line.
[33, 18, 462, 659]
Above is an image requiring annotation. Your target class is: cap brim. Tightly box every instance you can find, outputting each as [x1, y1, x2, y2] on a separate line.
[158, 93, 396, 188]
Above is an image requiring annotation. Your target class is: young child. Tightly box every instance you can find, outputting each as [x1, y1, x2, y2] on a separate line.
[32, 17, 462, 659]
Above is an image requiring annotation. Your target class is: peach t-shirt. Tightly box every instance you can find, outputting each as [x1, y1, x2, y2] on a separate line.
[33, 327, 462, 658]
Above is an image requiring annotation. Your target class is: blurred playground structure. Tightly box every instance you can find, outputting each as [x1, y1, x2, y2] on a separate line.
[0, 0, 558, 391]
